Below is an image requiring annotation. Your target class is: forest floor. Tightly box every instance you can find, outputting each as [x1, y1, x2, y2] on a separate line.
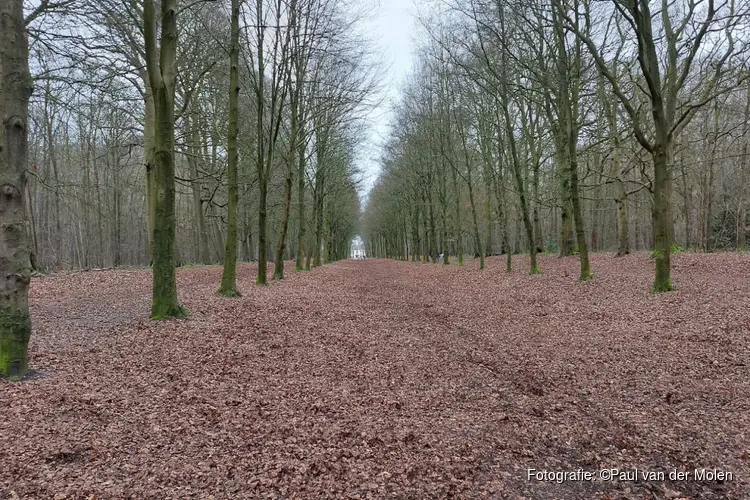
[1, 252, 750, 499]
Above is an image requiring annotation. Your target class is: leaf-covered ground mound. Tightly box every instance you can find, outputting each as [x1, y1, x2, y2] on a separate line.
[2, 253, 749, 499]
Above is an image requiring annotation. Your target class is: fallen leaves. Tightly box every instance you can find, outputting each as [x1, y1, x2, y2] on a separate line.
[1, 253, 749, 498]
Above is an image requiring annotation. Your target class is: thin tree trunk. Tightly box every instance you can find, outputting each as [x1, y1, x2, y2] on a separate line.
[312, 169, 324, 267]
[558, 142, 574, 256]
[608, 101, 630, 256]
[739, 79, 749, 250]
[485, 178, 493, 256]
[553, 0, 591, 280]
[274, 0, 301, 279]
[427, 183, 438, 263]
[187, 120, 210, 264]
[274, 173, 293, 279]
[220, 0, 241, 296]
[144, 90, 156, 262]
[450, 158, 463, 265]
[294, 138, 306, 270]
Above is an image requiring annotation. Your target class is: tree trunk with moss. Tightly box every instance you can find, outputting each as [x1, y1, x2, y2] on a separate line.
[311, 124, 326, 268]
[501, 98, 537, 273]
[652, 141, 673, 292]
[144, 90, 156, 260]
[294, 135, 306, 270]
[565, 0, 734, 290]
[144, 0, 184, 318]
[220, 0, 241, 296]
[0, 0, 34, 378]
[497, 6, 536, 274]
[485, 178, 493, 256]
[274, 0, 301, 280]
[553, 0, 591, 280]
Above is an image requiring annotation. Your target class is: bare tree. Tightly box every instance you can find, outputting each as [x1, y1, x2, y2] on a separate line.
[144, 0, 185, 317]
[565, 0, 747, 291]
[220, 0, 242, 296]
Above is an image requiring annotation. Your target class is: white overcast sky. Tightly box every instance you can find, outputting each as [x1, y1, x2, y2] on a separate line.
[357, 0, 422, 200]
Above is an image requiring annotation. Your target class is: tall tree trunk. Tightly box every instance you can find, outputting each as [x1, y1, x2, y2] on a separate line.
[306, 183, 316, 270]
[274, 173, 293, 279]
[679, 150, 691, 248]
[187, 121, 210, 264]
[532, 162, 543, 253]
[652, 137, 674, 292]
[312, 169, 324, 268]
[569, 149, 591, 279]
[274, 0, 300, 280]
[553, 0, 590, 280]
[450, 159, 463, 265]
[412, 202, 420, 262]
[739, 79, 749, 250]
[81, 126, 91, 268]
[112, 148, 122, 267]
[609, 104, 630, 256]
[467, 173, 484, 269]
[144, 90, 156, 262]
[702, 105, 720, 251]
[257, 175, 268, 282]
[502, 100, 537, 274]
[220, 0, 241, 296]
[294, 142, 306, 270]
[421, 196, 430, 262]
[0, 0, 33, 378]
[144, 0, 184, 318]
[485, 178, 493, 256]
[558, 143, 574, 257]
[440, 187, 449, 265]
[495, 5, 537, 274]
[589, 156, 603, 252]
[44, 89, 63, 268]
[427, 184, 438, 263]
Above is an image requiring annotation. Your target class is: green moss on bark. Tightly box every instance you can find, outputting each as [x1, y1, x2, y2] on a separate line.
[652, 279, 674, 293]
[151, 301, 187, 321]
[0, 310, 31, 379]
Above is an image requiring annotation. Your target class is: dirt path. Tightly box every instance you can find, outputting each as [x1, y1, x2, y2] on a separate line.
[2, 254, 750, 499]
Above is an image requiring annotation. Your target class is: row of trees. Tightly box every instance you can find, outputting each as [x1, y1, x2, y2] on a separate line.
[1, 0, 376, 377]
[363, 0, 750, 292]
